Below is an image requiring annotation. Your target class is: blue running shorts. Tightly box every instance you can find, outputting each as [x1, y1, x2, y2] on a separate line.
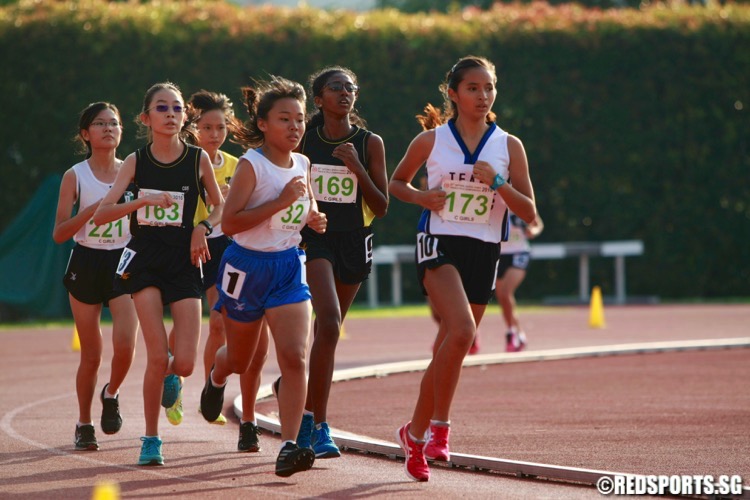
[214, 242, 311, 322]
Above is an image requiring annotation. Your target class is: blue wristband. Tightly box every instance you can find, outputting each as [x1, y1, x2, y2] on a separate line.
[490, 173, 505, 190]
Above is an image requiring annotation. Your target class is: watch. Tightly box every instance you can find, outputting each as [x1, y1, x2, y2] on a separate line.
[198, 220, 213, 236]
[490, 173, 506, 190]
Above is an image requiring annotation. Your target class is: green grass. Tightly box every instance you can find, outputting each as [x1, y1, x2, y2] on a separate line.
[2, 299, 746, 329]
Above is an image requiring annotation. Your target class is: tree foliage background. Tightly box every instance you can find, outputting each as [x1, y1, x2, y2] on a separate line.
[0, 0, 748, 308]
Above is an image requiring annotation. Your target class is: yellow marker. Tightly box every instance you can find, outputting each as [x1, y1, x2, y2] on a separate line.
[589, 286, 606, 329]
[340, 322, 348, 340]
[91, 481, 120, 500]
[71, 325, 81, 352]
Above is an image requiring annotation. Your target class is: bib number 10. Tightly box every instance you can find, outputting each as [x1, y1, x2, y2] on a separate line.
[416, 232, 438, 263]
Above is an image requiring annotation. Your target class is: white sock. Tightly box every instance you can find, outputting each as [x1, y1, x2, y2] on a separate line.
[77, 422, 93, 428]
[303, 409, 314, 417]
[430, 419, 450, 427]
[210, 371, 227, 388]
[104, 387, 118, 399]
[408, 430, 425, 444]
[279, 440, 295, 451]
[240, 419, 257, 425]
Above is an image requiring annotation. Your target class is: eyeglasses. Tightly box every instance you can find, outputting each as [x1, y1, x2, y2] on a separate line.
[324, 82, 359, 94]
[147, 104, 184, 113]
[90, 120, 121, 128]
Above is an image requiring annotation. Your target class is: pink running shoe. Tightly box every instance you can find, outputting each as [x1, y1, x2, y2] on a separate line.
[517, 331, 527, 351]
[423, 424, 450, 461]
[395, 422, 430, 482]
[506, 331, 522, 352]
[468, 334, 480, 355]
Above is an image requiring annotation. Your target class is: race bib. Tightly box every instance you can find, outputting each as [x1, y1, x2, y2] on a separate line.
[269, 195, 310, 232]
[507, 224, 525, 244]
[115, 247, 136, 276]
[310, 164, 357, 203]
[416, 232, 439, 263]
[136, 189, 184, 227]
[439, 180, 492, 224]
[220, 263, 246, 300]
[83, 216, 129, 246]
[364, 233, 374, 263]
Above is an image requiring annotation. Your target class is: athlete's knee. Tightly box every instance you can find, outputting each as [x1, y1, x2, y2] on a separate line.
[314, 307, 342, 337]
[208, 314, 225, 339]
[449, 320, 476, 348]
[171, 357, 195, 377]
[277, 347, 306, 374]
[111, 332, 136, 354]
[248, 349, 268, 372]
[80, 350, 103, 369]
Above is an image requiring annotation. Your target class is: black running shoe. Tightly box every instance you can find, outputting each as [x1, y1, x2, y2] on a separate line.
[238, 422, 261, 452]
[275, 442, 315, 477]
[74, 424, 99, 451]
[199, 370, 225, 422]
[100, 383, 122, 435]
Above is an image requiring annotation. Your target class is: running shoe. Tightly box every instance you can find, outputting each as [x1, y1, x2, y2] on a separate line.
[238, 421, 261, 452]
[395, 422, 429, 482]
[200, 371, 225, 423]
[138, 436, 164, 466]
[100, 383, 122, 435]
[423, 423, 450, 461]
[312, 422, 341, 458]
[74, 424, 99, 451]
[517, 331, 528, 351]
[505, 331, 518, 352]
[161, 374, 182, 409]
[297, 413, 315, 449]
[468, 333, 480, 355]
[165, 394, 183, 426]
[275, 442, 315, 477]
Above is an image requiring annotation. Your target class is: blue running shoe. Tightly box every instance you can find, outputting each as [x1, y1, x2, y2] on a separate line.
[312, 422, 341, 459]
[161, 374, 182, 409]
[138, 436, 163, 466]
[296, 413, 315, 449]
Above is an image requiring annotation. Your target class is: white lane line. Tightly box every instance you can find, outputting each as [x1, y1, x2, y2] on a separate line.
[0, 392, 300, 497]
[237, 338, 750, 490]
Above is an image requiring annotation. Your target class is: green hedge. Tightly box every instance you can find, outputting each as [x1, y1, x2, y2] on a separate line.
[1, 0, 748, 303]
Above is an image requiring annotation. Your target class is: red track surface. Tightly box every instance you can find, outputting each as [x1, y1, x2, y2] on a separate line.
[1, 304, 748, 498]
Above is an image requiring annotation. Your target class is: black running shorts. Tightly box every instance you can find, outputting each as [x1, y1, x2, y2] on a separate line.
[416, 233, 500, 305]
[63, 244, 129, 306]
[301, 226, 373, 285]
